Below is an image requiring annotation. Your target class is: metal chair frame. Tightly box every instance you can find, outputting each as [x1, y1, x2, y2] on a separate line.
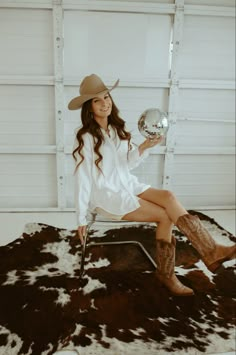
[79, 213, 157, 278]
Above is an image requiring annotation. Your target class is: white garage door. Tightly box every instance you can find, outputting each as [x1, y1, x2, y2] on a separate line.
[0, 0, 235, 213]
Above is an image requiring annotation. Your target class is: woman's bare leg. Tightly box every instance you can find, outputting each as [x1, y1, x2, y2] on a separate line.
[122, 197, 194, 296]
[138, 188, 187, 224]
[122, 198, 173, 243]
[138, 188, 236, 274]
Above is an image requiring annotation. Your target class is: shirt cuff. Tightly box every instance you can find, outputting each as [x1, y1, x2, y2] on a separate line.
[134, 146, 149, 163]
[139, 148, 149, 160]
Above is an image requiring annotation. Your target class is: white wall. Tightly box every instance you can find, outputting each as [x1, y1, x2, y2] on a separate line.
[0, 0, 235, 218]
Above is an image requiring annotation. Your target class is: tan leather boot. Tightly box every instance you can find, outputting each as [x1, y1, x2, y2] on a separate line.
[156, 237, 194, 296]
[176, 214, 236, 272]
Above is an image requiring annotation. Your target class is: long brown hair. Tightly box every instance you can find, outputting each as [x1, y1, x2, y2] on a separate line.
[72, 94, 131, 173]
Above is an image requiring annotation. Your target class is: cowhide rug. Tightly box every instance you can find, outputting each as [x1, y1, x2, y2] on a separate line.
[0, 211, 235, 355]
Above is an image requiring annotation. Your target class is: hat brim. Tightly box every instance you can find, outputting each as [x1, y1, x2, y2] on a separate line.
[68, 78, 119, 110]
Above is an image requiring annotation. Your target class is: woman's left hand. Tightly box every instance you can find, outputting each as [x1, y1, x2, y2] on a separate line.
[139, 135, 164, 155]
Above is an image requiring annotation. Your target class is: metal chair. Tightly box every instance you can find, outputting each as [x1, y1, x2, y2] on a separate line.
[79, 212, 157, 278]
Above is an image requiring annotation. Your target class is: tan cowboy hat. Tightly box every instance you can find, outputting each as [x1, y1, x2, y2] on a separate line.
[68, 74, 119, 110]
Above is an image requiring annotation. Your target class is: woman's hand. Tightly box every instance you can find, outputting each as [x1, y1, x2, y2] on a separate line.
[77, 225, 87, 245]
[138, 135, 164, 155]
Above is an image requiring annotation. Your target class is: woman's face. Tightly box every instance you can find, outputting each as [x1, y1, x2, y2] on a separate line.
[91, 92, 112, 121]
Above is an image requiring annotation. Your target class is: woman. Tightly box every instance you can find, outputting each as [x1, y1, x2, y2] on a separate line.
[68, 74, 235, 297]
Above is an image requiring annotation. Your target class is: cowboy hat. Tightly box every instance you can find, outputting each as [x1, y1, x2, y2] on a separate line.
[68, 74, 119, 110]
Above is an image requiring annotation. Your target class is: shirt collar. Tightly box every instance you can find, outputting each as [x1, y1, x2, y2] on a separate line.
[101, 124, 116, 139]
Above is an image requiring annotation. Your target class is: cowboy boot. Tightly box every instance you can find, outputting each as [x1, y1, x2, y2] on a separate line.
[156, 236, 194, 296]
[176, 214, 236, 273]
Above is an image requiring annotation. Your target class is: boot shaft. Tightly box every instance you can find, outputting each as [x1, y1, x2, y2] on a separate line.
[176, 213, 236, 272]
[176, 214, 216, 257]
[155, 236, 194, 296]
[156, 237, 176, 278]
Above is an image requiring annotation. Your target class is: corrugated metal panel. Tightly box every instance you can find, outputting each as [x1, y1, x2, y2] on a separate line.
[0, 154, 57, 207]
[176, 88, 235, 148]
[173, 154, 235, 206]
[132, 154, 164, 188]
[175, 120, 234, 147]
[0, 8, 53, 75]
[0, 0, 235, 212]
[98, 0, 175, 3]
[185, 0, 235, 6]
[178, 89, 235, 121]
[0, 6, 56, 210]
[63, 0, 175, 13]
[64, 11, 172, 80]
[179, 15, 235, 79]
[0, 85, 55, 145]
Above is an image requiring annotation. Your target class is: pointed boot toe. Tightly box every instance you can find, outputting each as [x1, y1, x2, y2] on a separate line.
[156, 272, 195, 297]
[204, 243, 236, 272]
[157, 274, 194, 297]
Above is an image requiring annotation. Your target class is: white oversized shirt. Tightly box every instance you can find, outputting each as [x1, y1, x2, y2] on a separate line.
[74, 126, 150, 225]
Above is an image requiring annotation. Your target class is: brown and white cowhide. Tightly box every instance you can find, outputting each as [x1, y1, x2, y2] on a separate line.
[0, 211, 235, 355]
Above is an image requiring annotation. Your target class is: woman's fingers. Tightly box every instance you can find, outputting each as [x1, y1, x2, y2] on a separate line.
[147, 135, 163, 147]
[77, 225, 87, 244]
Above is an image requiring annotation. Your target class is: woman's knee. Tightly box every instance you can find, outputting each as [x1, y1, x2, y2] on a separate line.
[162, 189, 177, 205]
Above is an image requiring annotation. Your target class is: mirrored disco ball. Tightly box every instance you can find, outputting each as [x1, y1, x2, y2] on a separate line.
[138, 108, 169, 139]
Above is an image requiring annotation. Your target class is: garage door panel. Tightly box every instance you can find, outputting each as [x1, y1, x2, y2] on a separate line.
[178, 89, 235, 121]
[95, 0, 174, 3]
[174, 154, 234, 172]
[173, 154, 235, 206]
[65, 155, 75, 208]
[0, 8, 53, 76]
[0, 154, 57, 207]
[0, 85, 55, 145]
[180, 15, 235, 79]
[0, 1, 235, 212]
[132, 155, 164, 188]
[177, 193, 235, 207]
[176, 121, 235, 147]
[185, 0, 235, 6]
[64, 11, 172, 79]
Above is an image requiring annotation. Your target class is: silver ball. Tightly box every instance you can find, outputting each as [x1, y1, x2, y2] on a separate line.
[138, 108, 169, 139]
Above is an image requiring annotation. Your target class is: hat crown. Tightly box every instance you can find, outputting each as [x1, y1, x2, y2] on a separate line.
[68, 74, 119, 110]
[80, 74, 107, 96]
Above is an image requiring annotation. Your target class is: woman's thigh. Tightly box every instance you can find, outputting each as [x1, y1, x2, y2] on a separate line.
[138, 188, 175, 208]
[122, 198, 170, 223]
[138, 188, 187, 224]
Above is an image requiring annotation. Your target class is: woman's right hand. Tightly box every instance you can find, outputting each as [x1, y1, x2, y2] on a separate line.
[138, 135, 164, 155]
[77, 225, 87, 245]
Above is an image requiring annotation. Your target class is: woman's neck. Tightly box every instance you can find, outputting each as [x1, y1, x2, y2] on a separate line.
[101, 122, 110, 137]
[94, 117, 109, 131]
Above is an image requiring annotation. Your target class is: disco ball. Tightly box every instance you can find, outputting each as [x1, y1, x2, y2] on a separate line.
[138, 108, 169, 139]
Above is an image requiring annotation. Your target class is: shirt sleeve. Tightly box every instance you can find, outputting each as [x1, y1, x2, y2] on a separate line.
[127, 142, 149, 170]
[74, 134, 93, 226]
